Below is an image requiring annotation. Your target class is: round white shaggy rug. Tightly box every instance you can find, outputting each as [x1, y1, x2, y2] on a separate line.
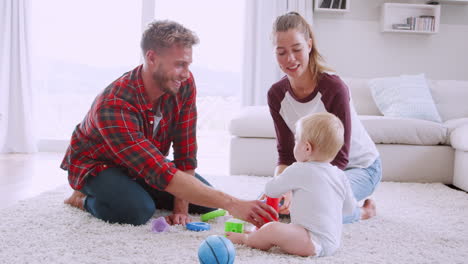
[1, 175, 467, 264]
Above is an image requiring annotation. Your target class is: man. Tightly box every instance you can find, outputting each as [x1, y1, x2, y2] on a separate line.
[62, 20, 276, 227]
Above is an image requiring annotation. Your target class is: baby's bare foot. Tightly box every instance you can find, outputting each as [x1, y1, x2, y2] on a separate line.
[226, 232, 247, 245]
[64, 190, 86, 210]
[361, 199, 376, 220]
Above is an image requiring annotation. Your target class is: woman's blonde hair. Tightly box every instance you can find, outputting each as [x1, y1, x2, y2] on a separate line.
[272, 12, 332, 86]
[295, 112, 344, 161]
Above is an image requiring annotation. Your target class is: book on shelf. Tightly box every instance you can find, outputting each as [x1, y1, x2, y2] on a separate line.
[420, 15, 435, 32]
[320, 0, 332, 8]
[332, 0, 340, 8]
[406, 16, 435, 32]
[392, 24, 411, 30]
[340, 0, 347, 9]
[337, 0, 343, 9]
[406, 17, 415, 30]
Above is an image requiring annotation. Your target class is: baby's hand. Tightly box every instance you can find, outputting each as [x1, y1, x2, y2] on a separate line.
[257, 192, 266, 200]
[278, 191, 292, 215]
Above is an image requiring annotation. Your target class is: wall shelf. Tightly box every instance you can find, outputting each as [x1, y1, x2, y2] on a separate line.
[381, 3, 440, 34]
[314, 0, 350, 13]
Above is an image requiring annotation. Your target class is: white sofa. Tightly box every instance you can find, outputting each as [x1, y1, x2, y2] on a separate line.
[228, 78, 468, 192]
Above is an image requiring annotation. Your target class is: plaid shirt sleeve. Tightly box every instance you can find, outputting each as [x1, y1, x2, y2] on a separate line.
[172, 75, 197, 171]
[94, 101, 177, 190]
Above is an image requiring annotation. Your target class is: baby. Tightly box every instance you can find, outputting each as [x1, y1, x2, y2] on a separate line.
[226, 112, 375, 257]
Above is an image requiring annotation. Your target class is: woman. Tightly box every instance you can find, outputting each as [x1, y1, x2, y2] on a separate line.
[268, 12, 381, 223]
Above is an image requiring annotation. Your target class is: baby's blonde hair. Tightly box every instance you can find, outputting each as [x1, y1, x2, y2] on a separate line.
[295, 112, 344, 161]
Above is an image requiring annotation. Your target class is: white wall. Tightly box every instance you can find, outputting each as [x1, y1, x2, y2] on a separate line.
[313, 0, 468, 80]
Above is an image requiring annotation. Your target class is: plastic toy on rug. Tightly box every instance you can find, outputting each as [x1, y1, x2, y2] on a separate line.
[186, 222, 211, 232]
[260, 196, 280, 222]
[200, 209, 226, 222]
[198, 235, 236, 264]
[151, 216, 170, 233]
[224, 218, 245, 234]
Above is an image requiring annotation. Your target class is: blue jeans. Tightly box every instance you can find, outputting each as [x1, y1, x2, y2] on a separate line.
[343, 157, 382, 224]
[81, 168, 216, 225]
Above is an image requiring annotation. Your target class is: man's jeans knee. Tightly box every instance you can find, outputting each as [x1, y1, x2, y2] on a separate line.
[81, 167, 216, 225]
[82, 168, 156, 225]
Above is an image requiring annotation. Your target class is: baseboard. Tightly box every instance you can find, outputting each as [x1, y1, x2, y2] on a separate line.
[38, 139, 68, 152]
[445, 184, 468, 193]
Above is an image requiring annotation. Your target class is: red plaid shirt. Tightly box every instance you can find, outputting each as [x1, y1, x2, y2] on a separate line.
[61, 65, 197, 191]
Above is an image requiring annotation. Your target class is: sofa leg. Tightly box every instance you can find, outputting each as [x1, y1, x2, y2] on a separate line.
[453, 150, 468, 192]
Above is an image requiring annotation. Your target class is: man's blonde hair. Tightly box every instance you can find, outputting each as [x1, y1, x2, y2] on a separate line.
[295, 112, 344, 161]
[141, 20, 199, 54]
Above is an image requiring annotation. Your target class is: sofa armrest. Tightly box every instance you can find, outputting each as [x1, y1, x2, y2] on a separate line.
[450, 124, 468, 151]
[451, 124, 468, 192]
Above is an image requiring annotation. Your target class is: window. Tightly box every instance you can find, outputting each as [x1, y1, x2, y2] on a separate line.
[31, 0, 245, 144]
[152, 0, 245, 130]
[31, 0, 142, 140]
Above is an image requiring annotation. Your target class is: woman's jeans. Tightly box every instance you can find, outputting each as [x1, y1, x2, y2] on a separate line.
[343, 157, 382, 224]
[80, 168, 216, 225]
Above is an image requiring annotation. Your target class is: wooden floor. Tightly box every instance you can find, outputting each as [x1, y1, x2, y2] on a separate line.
[0, 130, 230, 209]
[0, 152, 67, 209]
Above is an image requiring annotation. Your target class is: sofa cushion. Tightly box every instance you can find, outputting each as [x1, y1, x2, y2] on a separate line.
[450, 124, 468, 151]
[429, 80, 468, 122]
[230, 106, 449, 146]
[342, 78, 381, 116]
[360, 116, 447, 145]
[229, 106, 276, 138]
[368, 74, 442, 123]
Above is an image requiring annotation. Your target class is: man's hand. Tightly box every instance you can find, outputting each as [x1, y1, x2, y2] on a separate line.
[165, 171, 276, 228]
[169, 196, 190, 225]
[227, 199, 278, 228]
[165, 213, 192, 226]
[278, 191, 292, 215]
[170, 170, 193, 226]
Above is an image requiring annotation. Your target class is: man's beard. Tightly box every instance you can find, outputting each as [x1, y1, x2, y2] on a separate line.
[152, 65, 176, 96]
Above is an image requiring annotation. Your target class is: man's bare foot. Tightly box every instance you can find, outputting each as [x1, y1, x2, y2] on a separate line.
[64, 190, 86, 210]
[360, 199, 376, 220]
[226, 232, 248, 245]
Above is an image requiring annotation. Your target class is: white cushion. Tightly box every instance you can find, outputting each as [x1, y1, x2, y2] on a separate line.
[342, 78, 381, 116]
[229, 106, 450, 146]
[360, 116, 447, 145]
[369, 74, 442, 123]
[429, 80, 468, 121]
[450, 125, 468, 151]
[229, 106, 276, 138]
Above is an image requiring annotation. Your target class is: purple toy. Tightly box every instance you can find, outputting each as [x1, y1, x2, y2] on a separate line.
[151, 216, 170, 233]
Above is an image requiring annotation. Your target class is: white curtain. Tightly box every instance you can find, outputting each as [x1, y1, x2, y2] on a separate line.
[0, 0, 37, 153]
[241, 0, 314, 106]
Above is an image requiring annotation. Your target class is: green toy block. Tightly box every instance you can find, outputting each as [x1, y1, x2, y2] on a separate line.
[224, 218, 244, 233]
